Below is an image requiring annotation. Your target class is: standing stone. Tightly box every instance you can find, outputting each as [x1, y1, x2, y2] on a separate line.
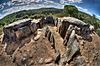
[54, 18, 58, 27]
[3, 28, 17, 43]
[50, 33, 55, 49]
[59, 21, 70, 38]
[63, 25, 74, 46]
[67, 30, 76, 46]
[80, 25, 91, 40]
[39, 17, 45, 28]
[30, 22, 37, 33]
[15, 26, 31, 40]
[54, 50, 60, 64]
[57, 18, 62, 33]
[59, 30, 79, 66]
[60, 39, 79, 66]
[45, 16, 54, 24]
[45, 27, 49, 37]
[66, 39, 79, 62]
[2, 19, 32, 44]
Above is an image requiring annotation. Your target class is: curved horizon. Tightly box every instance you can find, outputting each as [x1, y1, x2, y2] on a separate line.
[0, 0, 100, 19]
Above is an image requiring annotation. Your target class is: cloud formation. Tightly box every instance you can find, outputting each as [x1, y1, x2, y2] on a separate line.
[96, 15, 100, 20]
[76, 6, 92, 15]
[0, 0, 99, 20]
[64, 0, 82, 3]
[0, 0, 64, 19]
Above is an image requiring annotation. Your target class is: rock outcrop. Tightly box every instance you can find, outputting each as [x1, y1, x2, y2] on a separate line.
[0, 16, 100, 66]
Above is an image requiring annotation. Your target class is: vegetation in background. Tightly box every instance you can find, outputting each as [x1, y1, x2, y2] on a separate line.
[63, 5, 100, 36]
[0, 8, 63, 26]
[0, 5, 100, 36]
[64, 5, 78, 18]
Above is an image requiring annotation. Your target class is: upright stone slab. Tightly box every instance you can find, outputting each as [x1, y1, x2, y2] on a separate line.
[63, 25, 74, 46]
[45, 16, 55, 24]
[2, 19, 32, 44]
[46, 26, 65, 57]
[59, 21, 70, 39]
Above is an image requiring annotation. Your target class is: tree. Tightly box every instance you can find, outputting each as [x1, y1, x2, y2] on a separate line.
[64, 5, 78, 17]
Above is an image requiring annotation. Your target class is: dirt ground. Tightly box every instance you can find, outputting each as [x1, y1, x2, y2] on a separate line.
[0, 25, 100, 66]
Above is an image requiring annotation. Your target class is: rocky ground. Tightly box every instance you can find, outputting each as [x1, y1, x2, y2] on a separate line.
[0, 17, 100, 66]
[67, 32, 100, 66]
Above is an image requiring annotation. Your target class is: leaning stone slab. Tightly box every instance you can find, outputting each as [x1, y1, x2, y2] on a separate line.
[66, 39, 79, 62]
[60, 39, 79, 66]
[67, 30, 76, 46]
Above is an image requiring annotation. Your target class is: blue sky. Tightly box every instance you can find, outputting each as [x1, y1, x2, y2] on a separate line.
[0, 0, 100, 19]
[74, 0, 100, 16]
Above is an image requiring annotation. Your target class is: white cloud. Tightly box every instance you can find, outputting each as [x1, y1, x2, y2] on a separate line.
[0, 1, 64, 19]
[0, 4, 4, 10]
[7, 1, 12, 6]
[1, 0, 97, 20]
[64, 0, 82, 3]
[76, 6, 93, 15]
[0, 14, 1, 17]
[96, 15, 100, 20]
[2, 3, 6, 5]
[76, 6, 100, 20]
[11, 0, 43, 4]
[0, 14, 4, 19]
